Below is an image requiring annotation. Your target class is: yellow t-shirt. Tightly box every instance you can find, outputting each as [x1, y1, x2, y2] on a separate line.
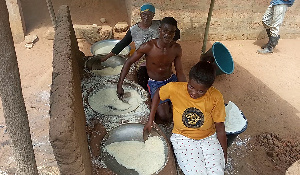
[159, 82, 226, 140]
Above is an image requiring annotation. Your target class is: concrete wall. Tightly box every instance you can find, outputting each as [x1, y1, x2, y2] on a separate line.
[5, 0, 25, 43]
[127, 0, 300, 41]
[49, 5, 91, 175]
[7, 0, 299, 42]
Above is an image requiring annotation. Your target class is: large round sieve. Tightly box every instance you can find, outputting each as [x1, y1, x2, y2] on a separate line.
[87, 85, 143, 116]
[100, 123, 168, 175]
[81, 76, 150, 131]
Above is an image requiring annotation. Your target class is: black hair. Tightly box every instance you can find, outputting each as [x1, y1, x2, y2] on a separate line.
[161, 17, 180, 41]
[174, 28, 180, 41]
[189, 61, 216, 87]
[161, 17, 177, 28]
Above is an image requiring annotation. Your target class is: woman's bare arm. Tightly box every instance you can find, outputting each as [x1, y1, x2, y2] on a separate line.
[215, 122, 227, 163]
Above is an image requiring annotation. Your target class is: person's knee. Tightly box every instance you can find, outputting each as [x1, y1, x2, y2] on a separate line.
[155, 103, 172, 124]
[156, 110, 170, 122]
[137, 66, 149, 91]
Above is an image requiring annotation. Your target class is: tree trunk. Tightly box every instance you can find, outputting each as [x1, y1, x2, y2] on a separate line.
[0, 1, 38, 174]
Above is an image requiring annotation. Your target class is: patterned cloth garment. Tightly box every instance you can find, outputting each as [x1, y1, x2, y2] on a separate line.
[130, 20, 160, 50]
[171, 133, 225, 175]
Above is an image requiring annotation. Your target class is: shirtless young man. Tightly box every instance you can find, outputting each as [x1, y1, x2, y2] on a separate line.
[100, 3, 180, 91]
[117, 17, 186, 124]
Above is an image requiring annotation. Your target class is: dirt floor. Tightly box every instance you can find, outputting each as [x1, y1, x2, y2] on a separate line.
[0, 0, 300, 175]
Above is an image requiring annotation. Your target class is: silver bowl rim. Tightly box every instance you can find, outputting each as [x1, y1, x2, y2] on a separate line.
[83, 54, 127, 75]
[90, 39, 131, 56]
[100, 123, 169, 175]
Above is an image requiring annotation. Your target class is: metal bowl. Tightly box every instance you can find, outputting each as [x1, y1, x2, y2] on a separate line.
[101, 123, 168, 175]
[91, 39, 131, 56]
[84, 54, 126, 72]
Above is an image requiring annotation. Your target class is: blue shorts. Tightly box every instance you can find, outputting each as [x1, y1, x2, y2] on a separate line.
[147, 74, 178, 104]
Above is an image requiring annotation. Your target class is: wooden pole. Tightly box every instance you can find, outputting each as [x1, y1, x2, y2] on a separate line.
[0, 1, 38, 174]
[201, 0, 215, 55]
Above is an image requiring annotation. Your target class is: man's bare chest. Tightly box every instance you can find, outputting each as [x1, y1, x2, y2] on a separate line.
[146, 54, 175, 65]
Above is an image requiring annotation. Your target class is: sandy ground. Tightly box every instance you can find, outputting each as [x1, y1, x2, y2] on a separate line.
[1, 0, 300, 174]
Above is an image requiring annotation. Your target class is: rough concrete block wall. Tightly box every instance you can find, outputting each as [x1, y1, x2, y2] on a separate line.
[5, 0, 26, 43]
[49, 5, 91, 175]
[128, 0, 300, 41]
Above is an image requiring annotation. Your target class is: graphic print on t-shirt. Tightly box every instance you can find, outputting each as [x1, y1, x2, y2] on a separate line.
[182, 107, 204, 128]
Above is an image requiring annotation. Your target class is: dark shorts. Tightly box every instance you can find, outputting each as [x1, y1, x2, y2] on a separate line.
[147, 74, 178, 104]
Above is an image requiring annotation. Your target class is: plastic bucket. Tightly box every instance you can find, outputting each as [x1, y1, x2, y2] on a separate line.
[201, 42, 234, 75]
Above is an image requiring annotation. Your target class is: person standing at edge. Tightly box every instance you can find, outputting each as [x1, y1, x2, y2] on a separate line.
[258, 0, 295, 54]
[100, 3, 180, 90]
[117, 17, 186, 124]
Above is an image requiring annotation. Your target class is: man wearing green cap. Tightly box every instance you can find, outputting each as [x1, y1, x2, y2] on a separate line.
[101, 3, 179, 90]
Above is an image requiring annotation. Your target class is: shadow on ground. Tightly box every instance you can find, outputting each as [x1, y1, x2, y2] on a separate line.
[214, 63, 300, 175]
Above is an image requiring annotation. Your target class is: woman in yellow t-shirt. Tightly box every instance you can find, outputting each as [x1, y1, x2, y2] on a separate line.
[144, 61, 227, 175]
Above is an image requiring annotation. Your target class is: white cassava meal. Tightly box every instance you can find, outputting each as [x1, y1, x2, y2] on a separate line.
[225, 101, 247, 133]
[105, 136, 165, 175]
[92, 65, 123, 76]
[95, 45, 129, 56]
[88, 87, 142, 115]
